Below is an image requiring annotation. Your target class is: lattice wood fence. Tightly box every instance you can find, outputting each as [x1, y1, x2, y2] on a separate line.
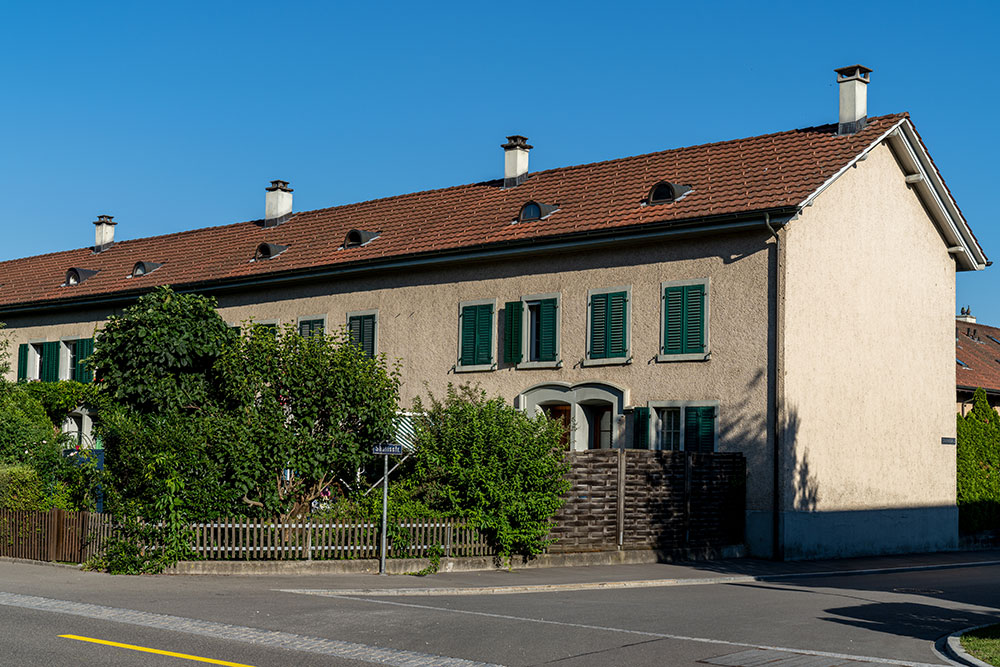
[187, 517, 490, 560]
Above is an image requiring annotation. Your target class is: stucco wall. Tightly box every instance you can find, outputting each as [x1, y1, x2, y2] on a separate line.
[781, 142, 957, 557]
[1, 232, 777, 518]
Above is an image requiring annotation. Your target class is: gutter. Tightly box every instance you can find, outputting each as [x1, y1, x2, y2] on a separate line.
[0, 208, 798, 317]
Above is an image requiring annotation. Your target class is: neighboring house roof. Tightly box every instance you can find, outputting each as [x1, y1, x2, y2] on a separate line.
[956, 319, 1000, 395]
[0, 112, 985, 313]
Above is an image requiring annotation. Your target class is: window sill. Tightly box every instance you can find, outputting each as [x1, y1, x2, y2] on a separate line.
[455, 363, 496, 373]
[516, 359, 562, 370]
[582, 356, 631, 367]
[657, 351, 711, 363]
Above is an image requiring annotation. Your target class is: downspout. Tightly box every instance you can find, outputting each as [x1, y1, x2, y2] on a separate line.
[765, 213, 783, 560]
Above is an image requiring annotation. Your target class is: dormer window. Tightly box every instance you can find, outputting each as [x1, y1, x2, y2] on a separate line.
[518, 201, 559, 222]
[254, 242, 288, 261]
[343, 229, 380, 249]
[64, 268, 98, 286]
[647, 181, 692, 205]
[130, 261, 162, 278]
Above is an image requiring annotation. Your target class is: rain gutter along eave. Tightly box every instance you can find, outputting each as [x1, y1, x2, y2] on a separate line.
[0, 207, 799, 317]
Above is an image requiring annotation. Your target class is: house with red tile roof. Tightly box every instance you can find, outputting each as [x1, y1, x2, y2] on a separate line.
[0, 66, 986, 559]
[956, 312, 1000, 415]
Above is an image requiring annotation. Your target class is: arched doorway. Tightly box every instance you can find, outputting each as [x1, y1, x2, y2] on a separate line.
[518, 382, 628, 451]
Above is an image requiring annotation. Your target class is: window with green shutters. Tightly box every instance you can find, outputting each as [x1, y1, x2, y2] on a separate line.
[73, 338, 94, 383]
[458, 300, 495, 370]
[39, 341, 60, 383]
[660, 279, 709, 361]
[587, 288, 629, 363]
[16, 343, 29, 381]
[348, 312, 377, 358]
[298, 319, 324, 338]
[506, 295, 560, 367]
[648, 402, 717, 451]
[684, 405, 716, 453]
[632, 406, 650, 449]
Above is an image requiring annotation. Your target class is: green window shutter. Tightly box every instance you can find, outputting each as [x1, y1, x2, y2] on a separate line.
[75, 338, 94, 383]
[537, 298, 557, 362]
[504, 301, 523, 364]
[590, 293, 609, 359]
[349, 314, 376, 357]
[633, 407, 650, 450]
[664, 286, 684, 354]
[299, 319, 323, 338]
[664, 284, 706, 355]
[17, 344, 28, 381]
[474, 304, 493, 366]
[41, 341, 60, 382]
[684, 406, 715, 453]
[684, 284, 705, 354]
[608, 291, 627, 357]
[460, 306, 478, 366]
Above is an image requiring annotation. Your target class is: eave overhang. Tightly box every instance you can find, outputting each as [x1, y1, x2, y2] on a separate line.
[799, 118, 987, 272]
[0, 207, 797, 317]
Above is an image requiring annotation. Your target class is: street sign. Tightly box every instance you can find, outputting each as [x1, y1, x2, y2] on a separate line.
[372, 442, 403, 455]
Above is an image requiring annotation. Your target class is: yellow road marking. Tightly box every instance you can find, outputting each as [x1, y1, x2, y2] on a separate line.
[58, 634, 255, 666]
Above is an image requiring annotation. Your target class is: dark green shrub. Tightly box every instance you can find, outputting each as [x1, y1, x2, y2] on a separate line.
[411, 384, 570, 560]
[957, 388, 1000, 533]
[21, 381, 93, 428]
[0, 464, 46, 510]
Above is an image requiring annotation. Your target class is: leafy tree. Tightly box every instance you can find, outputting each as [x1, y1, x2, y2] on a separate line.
[411, 384, 570, 559]
[88, 286, 235, 413]
[216, 324, 401, 521]
[0, 383, 61, 474]
[957, 387, 1000, 533]
[21, 380, 93, 429]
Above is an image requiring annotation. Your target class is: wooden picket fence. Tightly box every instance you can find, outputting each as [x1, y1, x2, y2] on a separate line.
[0, 509, 113, 563]
[188, 517, 490, 560]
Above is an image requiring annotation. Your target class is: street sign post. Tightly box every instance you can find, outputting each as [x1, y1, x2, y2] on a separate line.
[371, 441, 402, 574]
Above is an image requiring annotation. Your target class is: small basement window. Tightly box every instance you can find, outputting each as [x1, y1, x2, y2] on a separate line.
[343, 229, 380, 249]
[254, 242, 288, 261]
[647, 181, 692, 205]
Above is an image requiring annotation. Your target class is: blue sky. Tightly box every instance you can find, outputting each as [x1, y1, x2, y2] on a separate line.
[3, 1, 998, 320]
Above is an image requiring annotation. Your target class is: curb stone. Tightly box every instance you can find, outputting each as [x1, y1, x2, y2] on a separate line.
[0, 556, 82, 571]
[943, 624, 998, 667]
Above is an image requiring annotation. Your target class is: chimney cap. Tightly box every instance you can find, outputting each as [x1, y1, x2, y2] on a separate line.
[266, 180, 293, 192]
[501, 135, 533, 150]
[835, 64, 873, 81]
[94, 214, 116, 226]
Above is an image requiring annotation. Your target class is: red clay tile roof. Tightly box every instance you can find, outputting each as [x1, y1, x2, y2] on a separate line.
[956, 319, 1000, 394]
[0, 113, 910, 311]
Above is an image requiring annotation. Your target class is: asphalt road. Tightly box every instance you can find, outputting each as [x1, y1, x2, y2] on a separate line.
[1, 552, 999, 666]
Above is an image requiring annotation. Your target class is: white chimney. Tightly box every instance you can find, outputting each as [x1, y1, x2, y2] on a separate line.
[502, 135, 532, 188]
[835, 64, 872, 135]
[93, 215, 117, 253]
[264, 180, 293, 227]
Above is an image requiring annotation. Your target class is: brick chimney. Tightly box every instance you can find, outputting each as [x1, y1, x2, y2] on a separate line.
[835, 65, 872, 135]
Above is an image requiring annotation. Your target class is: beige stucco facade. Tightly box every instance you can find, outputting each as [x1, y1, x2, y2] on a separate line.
[1, 136, 967, 560]
[779, 142, 958, 558]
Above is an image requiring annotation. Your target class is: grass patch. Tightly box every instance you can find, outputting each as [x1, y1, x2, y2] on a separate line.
[961, 624, 1000, 666]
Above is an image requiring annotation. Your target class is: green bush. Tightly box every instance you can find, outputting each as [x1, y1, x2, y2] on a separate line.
[957, 388, 1000, 533]
[0, 384, 58, 467]
[411, 384, 570, 560]
[20, 381, 93, 429]
[0, 464, 46, 510]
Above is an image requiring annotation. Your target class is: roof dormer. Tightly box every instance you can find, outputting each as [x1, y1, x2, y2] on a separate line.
[254, 242, 288, 261]
[342, 229, 380, 249]
[64, 268, 98, 286]
[646, 181, 692, 205]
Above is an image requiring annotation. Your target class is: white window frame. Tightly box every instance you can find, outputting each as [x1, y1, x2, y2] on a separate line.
[584, 285, 632, 367]
[517, 292, 562, 370]
[346, 309, 379, 357]
[27, 340, 45, 381]
[646, 399, 720, 452]
[658, 277, 711, 362]
[456, 298, 497, 373]
[59, 336, 78, 381]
